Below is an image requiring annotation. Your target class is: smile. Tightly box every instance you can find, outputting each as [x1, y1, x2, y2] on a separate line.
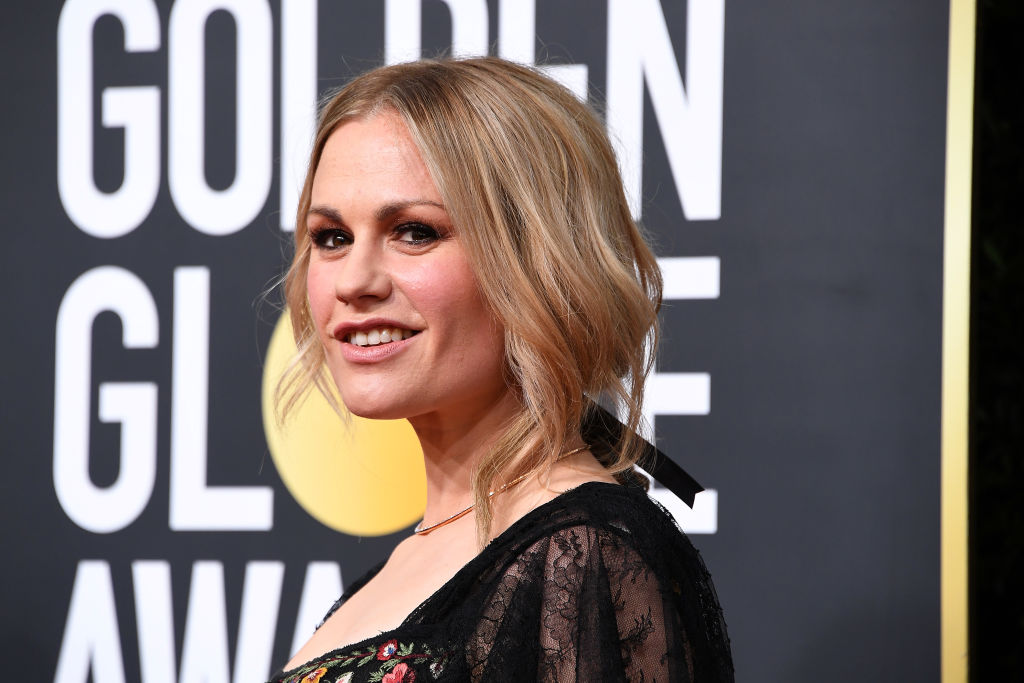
[345, 327, 419, 347]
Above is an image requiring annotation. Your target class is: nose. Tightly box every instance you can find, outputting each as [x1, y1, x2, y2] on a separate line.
[333, 239, 392, 305]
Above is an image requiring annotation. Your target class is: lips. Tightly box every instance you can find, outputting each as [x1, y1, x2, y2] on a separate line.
[346, 327, 419, 347]
[334, 324, 419, 364]
[332, 320, 422, 352]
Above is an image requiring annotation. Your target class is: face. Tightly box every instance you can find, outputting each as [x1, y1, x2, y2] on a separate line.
[305, 112, 510, 425]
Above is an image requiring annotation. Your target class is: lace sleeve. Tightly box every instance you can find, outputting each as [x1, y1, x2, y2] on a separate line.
[463, 521, 733, 682]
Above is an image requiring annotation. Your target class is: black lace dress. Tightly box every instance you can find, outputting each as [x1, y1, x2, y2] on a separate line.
[270, 482, 733, 683]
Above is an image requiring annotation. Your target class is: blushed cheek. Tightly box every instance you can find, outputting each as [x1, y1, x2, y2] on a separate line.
[401, 258, 485, 308]
[306, 267, 333, 333]
[393, 265, 445, 297]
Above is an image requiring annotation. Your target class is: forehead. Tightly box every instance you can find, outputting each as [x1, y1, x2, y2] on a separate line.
[310, 113, 441, 205]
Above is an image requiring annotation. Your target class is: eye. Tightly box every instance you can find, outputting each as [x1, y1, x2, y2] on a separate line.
[395, 222, 441, 245]
[310, 227, 350, 250]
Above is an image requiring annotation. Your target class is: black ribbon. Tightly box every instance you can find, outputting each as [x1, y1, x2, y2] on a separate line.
[581, 402, 704, 508]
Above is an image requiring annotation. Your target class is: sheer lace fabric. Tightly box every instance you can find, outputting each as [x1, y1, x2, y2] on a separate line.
[271, 482, 733, 683]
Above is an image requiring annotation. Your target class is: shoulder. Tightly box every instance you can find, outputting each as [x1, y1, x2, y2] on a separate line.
[498, 482, 727, 635]
[484, 481, 712, 598]
[501, 481, 694, 557]
[466, 482, 734, 681]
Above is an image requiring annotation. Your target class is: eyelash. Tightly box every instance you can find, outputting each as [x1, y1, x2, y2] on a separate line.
[309, 222, 443, 251]
[396, 222, 442, 244]
[309, 227, 350, 250]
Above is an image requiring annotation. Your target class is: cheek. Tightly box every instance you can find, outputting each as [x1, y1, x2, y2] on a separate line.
[394, 248, 506, 370]
[305, 263, 335, 331]
[418, 272, 504, 366]
[400, 261, 490, 328]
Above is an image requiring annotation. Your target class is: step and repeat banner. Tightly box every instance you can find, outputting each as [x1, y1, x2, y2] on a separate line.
[0, 1, 967, 681]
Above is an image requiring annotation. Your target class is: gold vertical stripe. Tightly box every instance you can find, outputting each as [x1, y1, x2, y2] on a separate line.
[942, 0, 975, 681]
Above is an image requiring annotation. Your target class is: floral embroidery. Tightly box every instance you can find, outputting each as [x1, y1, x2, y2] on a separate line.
[381, 663, 415, 682]
[377, 640, 399, 660]
[300, 667, 328, 683]
[282, 640, 444, 683]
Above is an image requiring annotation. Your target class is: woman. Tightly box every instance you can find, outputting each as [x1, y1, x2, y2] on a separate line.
[271, 57, 732, 682]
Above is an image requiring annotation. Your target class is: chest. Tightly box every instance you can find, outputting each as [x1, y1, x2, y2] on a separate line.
[278, 636, 449, 683]
[286, 535, 477, 672]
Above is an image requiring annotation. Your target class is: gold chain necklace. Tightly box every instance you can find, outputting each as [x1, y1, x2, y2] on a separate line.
[413, 444, 590, 535]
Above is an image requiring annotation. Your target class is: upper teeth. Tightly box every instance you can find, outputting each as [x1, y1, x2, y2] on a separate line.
[346, 327, 416, 347]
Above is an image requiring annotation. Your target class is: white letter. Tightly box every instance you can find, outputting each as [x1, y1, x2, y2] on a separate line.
[290, 562, 343, 656]
[170, 267, 273, 530]
[385, 0, 420, 64]
[497, 0, 588, 99]
[641, 257, 718, 428]
[179, 562, 231, 683]
[55, 561, 127, 683]
[234, 562, 286, 683]
[642, 372, 710, 429]
[637, 471, 718, 535]
[169, 0, 273, 234]
[386, 0, 488, 64]
[57, 0, 160, 237]
[658, 256, 720, 299]
[178, 561, 284, 683]
[54, 267, 159, 533]
[133, 561, 176, 683]
[497, 0, 533, 63]
[279, 0, 318, 232]
[638, 257, 720, 533]
[607, 0, 724, 219]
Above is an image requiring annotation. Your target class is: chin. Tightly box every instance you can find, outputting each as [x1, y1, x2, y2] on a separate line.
[337, 390, 418, 421]
[327, 371, 403, 419]
[343, 404, 411, 421]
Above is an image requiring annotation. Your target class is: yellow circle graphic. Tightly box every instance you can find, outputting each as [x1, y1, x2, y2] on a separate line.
[261, 312, 426, 536]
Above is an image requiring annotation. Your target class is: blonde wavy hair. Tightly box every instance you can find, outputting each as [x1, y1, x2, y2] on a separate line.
[278, 57, 662, 535]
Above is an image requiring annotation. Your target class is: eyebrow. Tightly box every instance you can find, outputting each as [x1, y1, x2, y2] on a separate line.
[307, 199, 446, 224]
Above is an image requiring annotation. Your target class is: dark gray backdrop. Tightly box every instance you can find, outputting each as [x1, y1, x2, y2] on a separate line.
[0, 1, 948, 680]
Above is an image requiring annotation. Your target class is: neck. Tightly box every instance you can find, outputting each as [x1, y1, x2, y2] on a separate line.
[408, 389, 522, 527]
